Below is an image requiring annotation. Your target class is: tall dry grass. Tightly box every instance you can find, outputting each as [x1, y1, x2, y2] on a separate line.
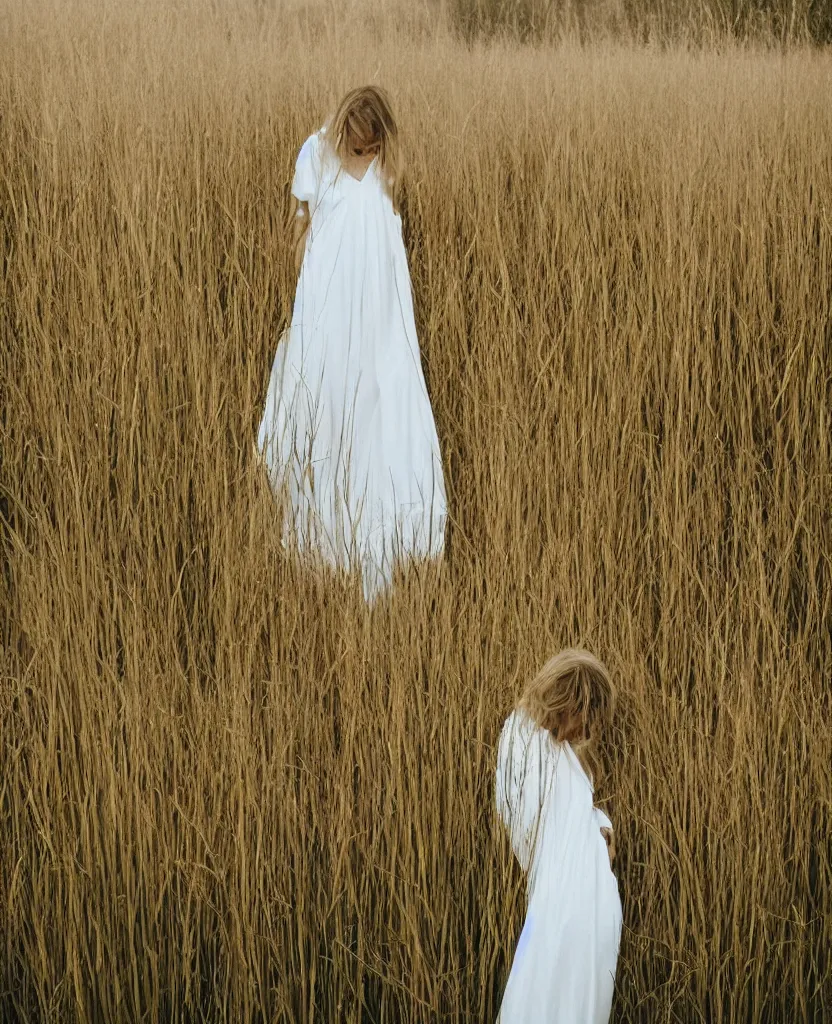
[1, 1, 831, 1021]
[448, 0, 832, 45]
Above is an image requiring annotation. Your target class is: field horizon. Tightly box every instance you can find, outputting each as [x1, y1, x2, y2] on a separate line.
[1, 2, 830, 1021]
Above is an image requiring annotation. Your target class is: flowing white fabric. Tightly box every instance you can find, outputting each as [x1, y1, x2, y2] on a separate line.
[257, 129, 447, 601]
[495, 709, 622, 1023]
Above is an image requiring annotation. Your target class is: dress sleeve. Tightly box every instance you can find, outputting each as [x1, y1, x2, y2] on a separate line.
[496, 712, 558, 875]
[291, 133, 320, 204]
[595, 807, 613, 831]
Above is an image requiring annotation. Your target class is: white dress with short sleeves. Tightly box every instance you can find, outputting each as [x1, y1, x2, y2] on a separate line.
[495, 709, 623, 1023]
[257, 130, 447, 600]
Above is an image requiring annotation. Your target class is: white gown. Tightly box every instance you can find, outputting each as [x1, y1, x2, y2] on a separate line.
[257, 129, 447, 601]
[495, 709, 623, 1023]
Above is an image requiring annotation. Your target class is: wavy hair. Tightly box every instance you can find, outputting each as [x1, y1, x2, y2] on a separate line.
[519, 648, 615, 783]
[326, 85, 402, 211]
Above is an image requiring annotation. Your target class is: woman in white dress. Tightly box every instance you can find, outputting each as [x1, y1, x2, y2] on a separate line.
[495, 649, 623, 1023]
[257, 86, 447, 601]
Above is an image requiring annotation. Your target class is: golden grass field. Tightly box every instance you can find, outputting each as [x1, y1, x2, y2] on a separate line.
[1, 1, 830, 1020]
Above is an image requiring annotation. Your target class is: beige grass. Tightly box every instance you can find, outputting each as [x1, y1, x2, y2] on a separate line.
[1, 1, 830, 1020]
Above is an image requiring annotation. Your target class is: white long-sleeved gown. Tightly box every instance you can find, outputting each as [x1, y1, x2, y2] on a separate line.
[257, 129, 447, 600]
[495, 709, 623, 1023]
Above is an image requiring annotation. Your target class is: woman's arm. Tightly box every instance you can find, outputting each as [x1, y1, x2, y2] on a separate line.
[291, 198, 310, 275]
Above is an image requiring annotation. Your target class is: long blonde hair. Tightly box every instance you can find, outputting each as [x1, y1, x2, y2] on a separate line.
[519, 648, 615, 782]
[326, 85, 402, 211]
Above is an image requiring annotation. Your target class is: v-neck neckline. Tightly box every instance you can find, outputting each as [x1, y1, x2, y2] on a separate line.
[563, 742, 594, 793]
[341, 154, 377, 184]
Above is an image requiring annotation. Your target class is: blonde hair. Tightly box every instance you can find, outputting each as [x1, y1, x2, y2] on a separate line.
[326, 85, 402, 211]
[519, 648, 615, 781]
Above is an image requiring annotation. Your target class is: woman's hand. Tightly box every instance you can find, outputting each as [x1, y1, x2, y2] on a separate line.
[600, 827, 616, 867]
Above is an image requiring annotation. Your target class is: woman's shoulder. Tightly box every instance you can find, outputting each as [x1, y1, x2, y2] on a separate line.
[298, 126, 331, 157]
[294, 128, 335, 194]
[499, 707, 548, 751]
[298, 127, 325, 155]
[500, 710, 578, 775]
[500, 706, 530, 736]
